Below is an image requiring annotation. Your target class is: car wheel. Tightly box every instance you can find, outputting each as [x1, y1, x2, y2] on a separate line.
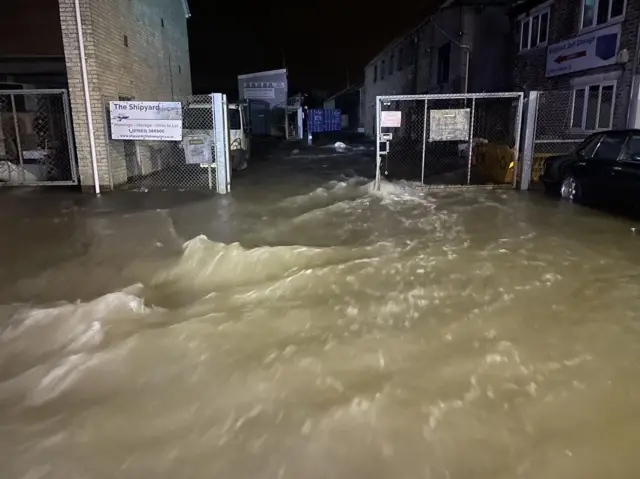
[560, 175, 581, 202]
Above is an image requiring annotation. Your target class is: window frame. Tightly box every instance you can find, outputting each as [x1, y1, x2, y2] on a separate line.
[570, 81, 617, 132]
[519, 7, 550, 52]
[580, 0, 626, 31]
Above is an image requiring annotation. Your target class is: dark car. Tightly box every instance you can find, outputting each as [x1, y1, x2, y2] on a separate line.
[540, 129, 640, 205]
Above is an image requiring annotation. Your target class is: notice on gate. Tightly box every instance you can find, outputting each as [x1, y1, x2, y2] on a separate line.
[109, 101, 183, 141]
[429, 108, 470, 141]
[380, 110, 402, 128]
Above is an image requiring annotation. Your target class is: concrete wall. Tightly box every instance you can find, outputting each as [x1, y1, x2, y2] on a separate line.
[58, 0, 192, 190]
[512, 0, 640, 132]
[362, 4, 511, 136]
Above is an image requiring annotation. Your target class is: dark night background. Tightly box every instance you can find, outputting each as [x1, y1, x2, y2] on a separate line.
[188, 0, 436, 96]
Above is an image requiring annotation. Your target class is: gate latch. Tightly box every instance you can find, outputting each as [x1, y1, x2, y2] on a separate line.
[379, 133, 392, 155]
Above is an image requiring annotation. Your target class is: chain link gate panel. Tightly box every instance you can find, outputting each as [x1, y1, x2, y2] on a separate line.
[375, 93, 523, 189]
[0, 89, 77, 186]
[531, 91, 583, 186]
[106, 94, 231, 192]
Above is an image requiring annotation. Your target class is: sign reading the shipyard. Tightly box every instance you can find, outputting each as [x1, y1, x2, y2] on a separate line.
[429, 109, 470, 141]
[545, 23, 620, 78]
[109, 101, 183, 141]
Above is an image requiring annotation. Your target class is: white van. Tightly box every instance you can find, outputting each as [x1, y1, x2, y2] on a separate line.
[182, 102, 251, 171]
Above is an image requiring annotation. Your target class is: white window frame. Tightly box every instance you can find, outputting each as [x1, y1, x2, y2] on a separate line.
[570, 81, 617, 132]
[580, 0, 626, 31]
[519, 8, 550, 52]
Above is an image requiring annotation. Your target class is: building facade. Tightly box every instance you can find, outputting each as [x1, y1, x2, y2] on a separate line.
[0, 0, 192, 190]
[362, 1, 512, 136]
[511, 0, 640, 133]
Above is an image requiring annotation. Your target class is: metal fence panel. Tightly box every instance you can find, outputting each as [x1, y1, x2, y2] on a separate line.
[376, 92, 523, 189]
[0, 89, 77, 186]
[528, 91, 583, 186]
[107, 94, 232, 193]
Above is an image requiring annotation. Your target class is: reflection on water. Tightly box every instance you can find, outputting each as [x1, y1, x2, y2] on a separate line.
[1, 148, 640, 479]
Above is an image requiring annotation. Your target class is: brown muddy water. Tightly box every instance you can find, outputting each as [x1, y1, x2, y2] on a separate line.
[1, 144, 640, 479]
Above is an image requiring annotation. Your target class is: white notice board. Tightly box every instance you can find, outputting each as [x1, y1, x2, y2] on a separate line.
[429, 109, 470, 141]
[381, 111, 402, 128]
[110, 101, 183, 141]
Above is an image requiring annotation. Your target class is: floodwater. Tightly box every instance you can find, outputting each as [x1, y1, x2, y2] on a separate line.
[2, 141, 640, 479]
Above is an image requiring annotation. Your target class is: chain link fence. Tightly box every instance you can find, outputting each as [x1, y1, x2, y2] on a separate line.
[106, 94, 230, 192]
[0, 90, 77, 186]
[377, 93, 523, 187]
[529, 90, 583, 185]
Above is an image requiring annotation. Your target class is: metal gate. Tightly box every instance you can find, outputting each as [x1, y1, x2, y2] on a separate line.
[375, 93, 523, 189]
[0, 89, 77, 186]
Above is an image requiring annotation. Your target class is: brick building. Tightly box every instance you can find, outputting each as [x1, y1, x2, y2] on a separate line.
[0, 0, 192, 190]
[511, 0, 640, 132]
[361, 0, 512, 136]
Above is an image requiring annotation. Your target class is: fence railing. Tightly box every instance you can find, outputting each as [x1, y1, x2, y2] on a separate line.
[0, 89, 77, 186]
[376, 92, 523, 188]
[105, 94, 230, 193]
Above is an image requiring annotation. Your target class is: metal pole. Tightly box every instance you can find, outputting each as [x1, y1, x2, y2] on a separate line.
[466, 97, 475, 185]
[374, 96, 381, 191]
[208, 164, 213, 190]
[520, 91, 539, 191]
[74, 0, 101, 194]
[63, 90, 80, 185]
[10, 95, 25, 184]
[512, 93, 524, 189]
[463, 47, 470, 94]
[420, 99, 428, 184]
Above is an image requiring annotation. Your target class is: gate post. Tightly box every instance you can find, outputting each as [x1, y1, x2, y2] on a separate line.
[374, 96, 381, 190]
[466, 97, 476, 185]
[420, 99, 428, 184]
[212, 93, 231, 194]
[520, 91, 539, 191]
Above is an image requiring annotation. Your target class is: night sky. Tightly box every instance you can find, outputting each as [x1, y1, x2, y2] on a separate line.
[188, 0, 436, 95]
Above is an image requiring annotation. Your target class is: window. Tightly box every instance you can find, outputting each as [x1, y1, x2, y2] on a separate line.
[571, 82, 615, 131]
[519, 9, 549, 51]
[373, 65, 377, 83]
[123, 34, 129, 47]
[161, 18, 165, 27]
[591, 132, 626, 161]
[622, 134, 640, 161]
[381, 60, 385, 80]
[575, 133, 603, 157]
[581, 0, 625, 29]
[437, 42, 450, 84]
[389, 52, 394, 75]
[228, 108, 241, 130]
[398, 46, 403, 71]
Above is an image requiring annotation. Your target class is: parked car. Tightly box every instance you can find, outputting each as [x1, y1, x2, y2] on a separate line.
[540, 129, 640, 205]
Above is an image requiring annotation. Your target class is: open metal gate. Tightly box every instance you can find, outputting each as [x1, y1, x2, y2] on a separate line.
[0, 89, 77, 186]
[375, 93, 523, 189]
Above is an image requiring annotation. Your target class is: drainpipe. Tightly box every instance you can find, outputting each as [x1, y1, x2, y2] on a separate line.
[74, 0, 100, 194]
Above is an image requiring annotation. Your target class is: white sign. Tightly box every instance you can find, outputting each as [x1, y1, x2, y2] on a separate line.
[381, 111, 402, 127]
[546, 23, 620, 78]
[429, 109, 470, 141]
[109, 101, 182, 141]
